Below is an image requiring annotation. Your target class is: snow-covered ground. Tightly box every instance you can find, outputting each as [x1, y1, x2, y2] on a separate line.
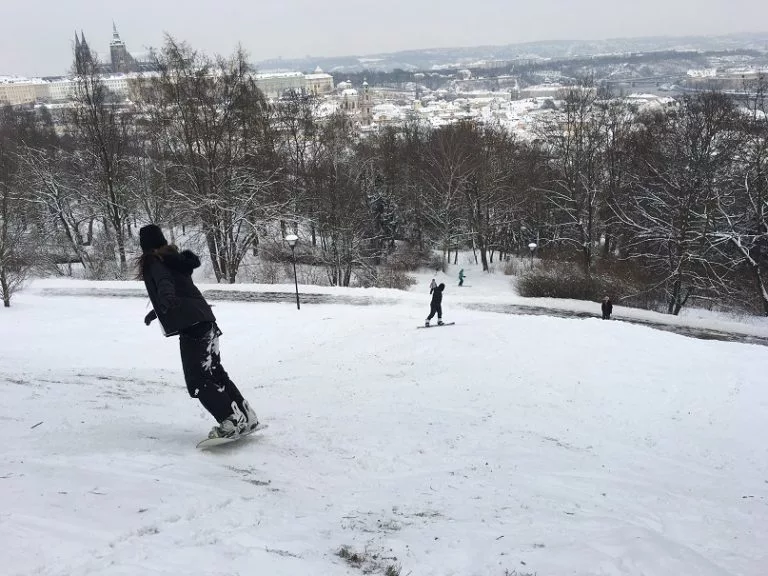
[2, 286, 767, 575]
[28, 255, 768, 341]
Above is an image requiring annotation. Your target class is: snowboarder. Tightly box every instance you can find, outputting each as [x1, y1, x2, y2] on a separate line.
[458, 269, 465, 287]
[425, 282, 445, 327]
[429, 278, 437, 294]
[137, 224, 259, 439]
[601, 296, 613, 320]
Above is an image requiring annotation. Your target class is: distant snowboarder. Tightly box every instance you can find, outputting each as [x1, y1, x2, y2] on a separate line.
[425, 282, 446, 327]
[137, 224, 259, 440]
[429, 278, 437, 294]
[458, 269, 465, 287]
[601, 296, 613, 320]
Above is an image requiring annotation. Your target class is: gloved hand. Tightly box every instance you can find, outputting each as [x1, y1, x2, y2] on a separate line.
[144, 310, 157, 326]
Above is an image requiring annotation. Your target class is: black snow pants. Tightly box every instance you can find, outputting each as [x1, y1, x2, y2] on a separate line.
[427, 303, 442, 320]
[179, 321, 245, 422]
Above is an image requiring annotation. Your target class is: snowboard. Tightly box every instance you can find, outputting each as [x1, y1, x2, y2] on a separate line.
[417, 322, 456, 329]
[196, 423, 268, 450]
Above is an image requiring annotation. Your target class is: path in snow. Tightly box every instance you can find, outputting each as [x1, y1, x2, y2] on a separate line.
[37, 285, 768, 347]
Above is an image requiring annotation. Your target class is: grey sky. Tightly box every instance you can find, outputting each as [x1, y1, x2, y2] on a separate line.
[2, 0, 767, 76]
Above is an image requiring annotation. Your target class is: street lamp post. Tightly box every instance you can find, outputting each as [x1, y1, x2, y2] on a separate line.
[528, 242, 537, 269]
[285, 234, 300, 310]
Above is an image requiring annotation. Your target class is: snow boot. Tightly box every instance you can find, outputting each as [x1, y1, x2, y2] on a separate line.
[424, 319, 430, 327]
[241, 399, 259, 432]
[208, 402, 247, 439]
[208, 416, 241, 439]
[437, 320, 444, 326]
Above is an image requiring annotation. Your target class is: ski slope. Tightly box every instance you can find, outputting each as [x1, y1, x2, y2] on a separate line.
[1, 291, 767, 576]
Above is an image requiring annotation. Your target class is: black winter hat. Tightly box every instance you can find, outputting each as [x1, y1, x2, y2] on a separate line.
[139, 224, 168, 253]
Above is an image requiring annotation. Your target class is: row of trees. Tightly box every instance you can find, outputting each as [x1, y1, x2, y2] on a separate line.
[0, 36, 766, 314]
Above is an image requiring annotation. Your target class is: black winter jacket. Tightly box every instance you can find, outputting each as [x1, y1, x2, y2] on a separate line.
[143, 249, 215, 337]
[602, 299, 613, 316]
[431, 285, 444, 306]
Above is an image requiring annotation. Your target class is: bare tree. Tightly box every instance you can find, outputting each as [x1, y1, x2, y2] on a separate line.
[615, 93, 740, 314]
[0, 106, 40, 306]
[536, 82, 605, 274]
[273, 91, 322, 246]
[20, 146, 97, 274]
[418, 121, 478, 266]
[69, 47, 132, 276]
[313, 113, 370, 286]
[461, 124, 517, 271]
[141, 36, 282, 283]
[711, 75, 768, 314]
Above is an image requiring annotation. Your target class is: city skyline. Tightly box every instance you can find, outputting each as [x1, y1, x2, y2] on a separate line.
[2, 0, 768, 76]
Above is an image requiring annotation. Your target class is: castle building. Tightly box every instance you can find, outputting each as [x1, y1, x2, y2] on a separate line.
[109, 23, 137, 74]
[74, 31, 92, 74]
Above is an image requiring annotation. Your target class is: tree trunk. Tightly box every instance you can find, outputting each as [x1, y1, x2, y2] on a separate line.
[668, 275, 681, 315]
[752, 264, 768, 316]
[205, 228, 223, 282]
[478, 234, 489, 272]
[0, 271, 9, 307]
[115, 226, 127, 277]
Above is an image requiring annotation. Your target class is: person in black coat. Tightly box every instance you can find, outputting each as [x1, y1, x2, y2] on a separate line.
[137, 224, 259, 439]
[425, 283, 445, 326]
[601, 295, 613, 320]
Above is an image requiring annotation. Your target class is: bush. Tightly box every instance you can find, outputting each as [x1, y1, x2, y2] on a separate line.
[503, 257, 530, 276]
[427, 252, 445, 272]
[386, 243, 436, 272]
[353, 265, 417, 290]
[517, 261, 632, 302]
[294, 263, 329, 286]
[249, 259, 283, 284]
[376, 267, 418, 290]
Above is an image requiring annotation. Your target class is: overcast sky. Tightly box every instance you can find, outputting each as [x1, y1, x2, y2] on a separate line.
[2, 0, 767, 76]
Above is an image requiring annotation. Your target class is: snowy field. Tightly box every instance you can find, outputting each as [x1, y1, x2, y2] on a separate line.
[2, 288, 768, 575]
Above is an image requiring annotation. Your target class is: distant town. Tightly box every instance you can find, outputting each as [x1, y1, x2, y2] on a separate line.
[1, 26, 767, 140]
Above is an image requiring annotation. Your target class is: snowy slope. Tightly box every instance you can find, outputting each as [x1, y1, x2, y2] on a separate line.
[1, 293, 767, 576]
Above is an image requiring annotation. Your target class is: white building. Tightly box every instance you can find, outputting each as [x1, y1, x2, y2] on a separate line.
[0, 77, 42, 106]
[304, 68, 334, 95]
[253, 72, 305, 98]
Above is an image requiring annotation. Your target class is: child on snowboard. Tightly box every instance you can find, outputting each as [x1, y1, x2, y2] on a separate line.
[137, 224, 259, 439]
[425, 282, 446, 326]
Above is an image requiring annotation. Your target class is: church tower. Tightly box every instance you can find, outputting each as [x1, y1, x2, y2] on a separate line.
[359, 79, 373, 126]
[74, 30, 93, 75]
[109, 23, 135, 73]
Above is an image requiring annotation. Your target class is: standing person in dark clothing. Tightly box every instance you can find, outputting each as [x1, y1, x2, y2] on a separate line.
[137, 224, 259, 439]
[601, 296, 613, 320]
[425, 283, 445, 327]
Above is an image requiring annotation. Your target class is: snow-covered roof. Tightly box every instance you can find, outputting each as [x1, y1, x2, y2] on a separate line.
[253, 71, 304, 80]
[305, 73, 333, 81]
